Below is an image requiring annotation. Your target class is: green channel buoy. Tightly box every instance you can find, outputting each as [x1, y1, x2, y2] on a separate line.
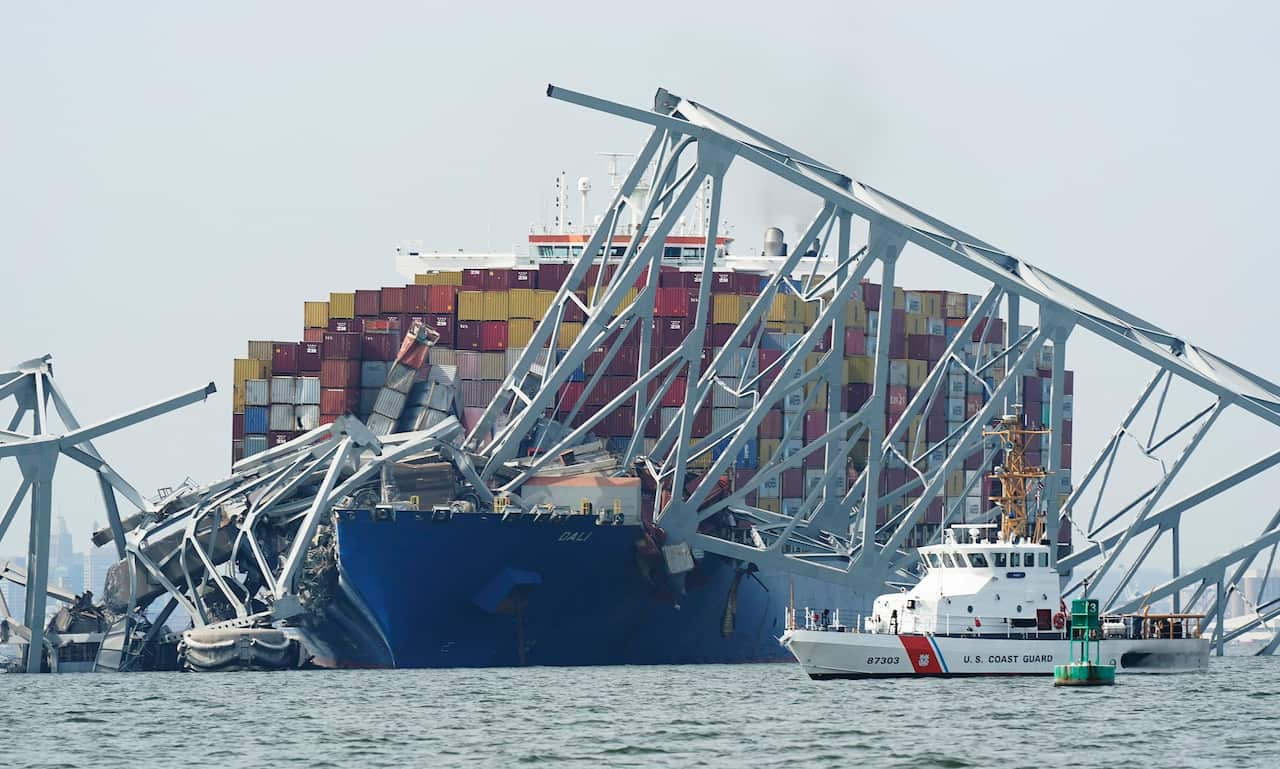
[1054, 598, 1116, 687]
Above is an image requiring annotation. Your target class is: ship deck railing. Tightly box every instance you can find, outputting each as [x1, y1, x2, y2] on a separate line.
[788, 607, 1068, 640]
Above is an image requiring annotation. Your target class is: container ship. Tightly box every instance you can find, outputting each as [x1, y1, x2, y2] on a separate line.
[221, 199, 1075, 668]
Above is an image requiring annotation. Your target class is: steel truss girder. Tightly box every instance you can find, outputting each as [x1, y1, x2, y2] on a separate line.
[0, 356, 214, 672]
[449, 84, 1280, 658]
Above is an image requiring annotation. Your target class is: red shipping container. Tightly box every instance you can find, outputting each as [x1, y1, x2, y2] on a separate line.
[758, 408, 783, 439]
[322, 331, 360, 359]
[299, 341, 322, 372]
[321, 388, 360, 414]
[924, 499, 944, 525]
[538, 263, 571, 289]
[659, 270, 686, 288]
[483, 269, 513, 290]
[843, 329, 866, 355]
[327, 318, 359, 333]
[272, 342, 299, 374]
[862, 281, 882, 311]
[966, 394, 983, 418]
[734, 272, 761, 295]
[557, 381, 585, 413]
[691, 405, 712, 436]
[462, 269, 486, 288]
[814, 327, 833, 353]
[362, 317, 400, 334]
[320, 360, 360, 388]
[405, 284, 430, 314]
[564, 291, 587, 323]
[303, 327, 325, 343]
[708, 323, 735, 346]
[655, 287, 690, 317]
[887, 385, 908, 418]
[1064, 370, 1074, 395]
[1061, 419, 1073, 443]
[888, 335, 907, 360]
[456, 320, 483, 350]
[658, 317, 688, 347]
[759, 348, 783, 372]
[710, 272, 735, 293]
[355, 289, 381, 317]
[1061, 443, 1072, 468]
[481, 321, 508, 351]
[660, 377, 687, 407]
[512, 268, 538, 289]
[423, 314, 455, 346]
[268, 431, 295, 447]
[362, 332, 398, 361]
[804, 411, 826, 441]
[906, 334, 932, 361]
[965, 449, 984, 471]
[605, 346, 638, 376]
[232, 413, 245, 440]
[380, 286, 406, 314]
[972, 317, 1005, 344]
[844, 382, 872, 412]
[782, 468, 804, 497]
[427, 285, 457, 314]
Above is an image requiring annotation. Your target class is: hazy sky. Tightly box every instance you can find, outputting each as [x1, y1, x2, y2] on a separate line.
[2, 2, 1276, 574]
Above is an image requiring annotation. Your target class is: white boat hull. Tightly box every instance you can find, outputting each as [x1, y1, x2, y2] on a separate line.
[782, 629, 1209, 678]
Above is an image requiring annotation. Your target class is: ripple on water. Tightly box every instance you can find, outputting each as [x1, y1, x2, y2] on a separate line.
[1, 657, 1276, 768]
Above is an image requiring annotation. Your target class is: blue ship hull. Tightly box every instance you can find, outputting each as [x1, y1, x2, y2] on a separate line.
[329, 510, 872, 668]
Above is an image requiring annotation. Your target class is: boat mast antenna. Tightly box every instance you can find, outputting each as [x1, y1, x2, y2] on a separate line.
[983, 407, 1051, 543]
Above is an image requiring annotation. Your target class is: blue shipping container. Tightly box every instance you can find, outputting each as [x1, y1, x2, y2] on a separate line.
[244, 406, 269, 434]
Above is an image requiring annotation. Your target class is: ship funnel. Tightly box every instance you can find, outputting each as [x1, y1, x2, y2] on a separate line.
[763, 227, 786, 257]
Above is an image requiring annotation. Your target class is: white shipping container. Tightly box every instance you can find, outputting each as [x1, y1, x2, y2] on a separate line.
[804, 469, 826, 494]
[244, 435, 268, 456]
[947, 373, 966, 397]
[373, 388, 407, 419]
[866, 333, 877, 355]
[506, 347, 525, 371]
[245, 378, 270, 407]
[479, 352, 507, 381]
[782, 498, 803, 517]
[295, 405, 321, 430]
[429, 364, 458, 386]
[782, 390, 805, 414]
[268, 404, 295, 432]
[295, 377, 321, 405]
[385, 362, 416, 393]
[712, 380, 746, 408]
[270, 376, 296, 404]
[1062, 395, 1074, 419]
[760, 475, 781, 497]
[660, 407, 681, 430]
[429, 346, 457, 366]
[946, 399, 965, 422]
[927, 318, 946, 336]
[366, 412, 397, 436]
[427, 382, 454, 412]
[890, 358, 911, 383]
[711, 407, 741, 432]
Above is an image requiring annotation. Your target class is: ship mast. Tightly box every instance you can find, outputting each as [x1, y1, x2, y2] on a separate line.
[983, 409, 1051, 542]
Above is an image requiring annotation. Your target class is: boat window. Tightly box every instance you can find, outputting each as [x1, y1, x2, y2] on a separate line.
[1039, 552, 1049, 568]
[969, 552, 989, 568]
[941, 552, 955, 568]
[1010, 552, 1021, 567]
[953, 552, 970, 567]
[993, 552, 1007, 568]
[928, 553, 942, 568]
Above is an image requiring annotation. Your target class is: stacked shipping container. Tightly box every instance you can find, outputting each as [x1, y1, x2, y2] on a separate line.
[231, 266, 1073, 547]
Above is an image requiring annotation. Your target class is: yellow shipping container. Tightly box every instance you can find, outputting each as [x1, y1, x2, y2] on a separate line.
[687, 452, 712, 470]
[533, 290, 556, 317]
[765, 320, 786, 332]
[892, 287, 906, 310]
[557, 322, 583, 350]
[800, 299, 819, 325]
[508, 318, 535, 348]
[233, 358, 266, 385]
[844, 299, 867, 328]
[232, 384, 246, 414]
[713, 294, 744, 324]
[303, 301, 330, 329]
[458, 290, 485, 320]
[922, 292, 942, 318]
[944, 291, 969, 318]
[905, 313, 929, 336]
[767, 294, 794, 322]
[846, 357, 874, 384]
[907, 359, 929, 388]
[508, 288, 538, 319]
[246, 340, 273, 362]
[758, 439, 780, 464]
[482, 291, 509, 321]
[415, 271, 464, 286]
[781, 321, 806, 335]
[757, 497, 782, 513]
[329, 292, 356, 319]
[946, 471, 965, 497]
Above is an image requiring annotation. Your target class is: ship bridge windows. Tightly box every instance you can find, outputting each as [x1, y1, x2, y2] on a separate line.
[941, 552, 956, 568]
[969, 552, 989, 568]
[993, 552, 1008, 568]
[1039, 552, 1049, 568]
[927, 553, 942, 569]
[1010, 553, 1021, 568]
[953, 552, 970, 567]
